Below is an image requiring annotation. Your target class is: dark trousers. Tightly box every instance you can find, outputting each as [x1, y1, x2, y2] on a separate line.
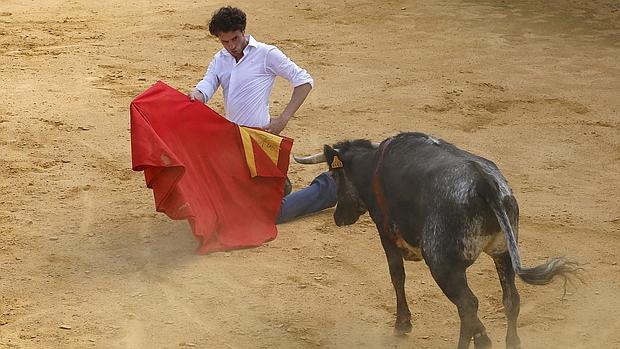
[276, 172, 337, 224]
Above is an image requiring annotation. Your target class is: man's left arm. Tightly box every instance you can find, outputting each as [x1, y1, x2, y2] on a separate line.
[265, 48, 314, 134]
[265, 82, 312, 134]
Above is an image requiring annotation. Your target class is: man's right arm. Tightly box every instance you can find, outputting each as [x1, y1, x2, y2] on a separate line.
[189, 59, 219, 103]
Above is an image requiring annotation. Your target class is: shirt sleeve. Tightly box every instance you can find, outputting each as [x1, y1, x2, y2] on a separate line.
[195, 57, 220, 102]
[265, 47, 314, 88]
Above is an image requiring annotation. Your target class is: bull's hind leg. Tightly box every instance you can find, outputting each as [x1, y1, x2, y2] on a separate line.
[427, 260, 492, 349]
[492, 195, 521, 349]
[492, 252, 521, 349]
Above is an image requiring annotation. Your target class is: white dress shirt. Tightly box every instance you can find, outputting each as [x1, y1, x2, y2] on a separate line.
[195, 35, 314, 128]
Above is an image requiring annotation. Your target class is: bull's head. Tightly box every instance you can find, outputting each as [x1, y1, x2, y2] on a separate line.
[295, 141, 378, 226]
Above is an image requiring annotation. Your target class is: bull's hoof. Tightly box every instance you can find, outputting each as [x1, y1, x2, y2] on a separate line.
[506, 338, 521, 349]
[473, 332, 492, 349]
[393, 320, 412, 336]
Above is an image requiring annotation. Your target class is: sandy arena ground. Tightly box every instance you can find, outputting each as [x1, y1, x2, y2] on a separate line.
[1, 0, 619, 348]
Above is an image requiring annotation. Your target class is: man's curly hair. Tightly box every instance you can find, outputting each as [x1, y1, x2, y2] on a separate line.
[208, 6, 247, 36]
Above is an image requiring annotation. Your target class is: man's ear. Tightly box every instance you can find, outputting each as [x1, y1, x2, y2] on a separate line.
[323, 145, 343, 170]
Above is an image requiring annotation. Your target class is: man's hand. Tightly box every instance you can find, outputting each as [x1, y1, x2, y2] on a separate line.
[188, 89, 205, 103]
[264, 115, 289, 135]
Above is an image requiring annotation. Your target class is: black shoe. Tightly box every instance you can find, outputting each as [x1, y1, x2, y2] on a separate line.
[284, 177, 292, 196]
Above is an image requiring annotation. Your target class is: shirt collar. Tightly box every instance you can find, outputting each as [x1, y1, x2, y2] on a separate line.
[243, 35, 257, 56]
[246, 35, 258, 48]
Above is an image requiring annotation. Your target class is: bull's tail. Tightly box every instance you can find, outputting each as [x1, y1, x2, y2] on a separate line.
[473, 162, 580, 286]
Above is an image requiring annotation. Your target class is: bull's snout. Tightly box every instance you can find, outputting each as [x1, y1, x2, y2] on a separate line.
[334, 212, 359, 226]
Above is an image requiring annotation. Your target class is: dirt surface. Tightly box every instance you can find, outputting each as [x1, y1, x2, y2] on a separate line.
[1, 0, 619, 348]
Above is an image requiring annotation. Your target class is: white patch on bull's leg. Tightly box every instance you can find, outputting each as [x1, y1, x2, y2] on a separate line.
[483, 231, 508, 256]
[461, 216, 491, 262]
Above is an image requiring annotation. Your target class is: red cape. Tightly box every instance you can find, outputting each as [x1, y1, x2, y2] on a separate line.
[130, 81, 292, 253]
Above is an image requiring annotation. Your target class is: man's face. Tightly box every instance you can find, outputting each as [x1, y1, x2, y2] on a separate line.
[217, 30, 247, 58]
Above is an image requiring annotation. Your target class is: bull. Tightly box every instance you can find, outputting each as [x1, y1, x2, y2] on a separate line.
[295, 132, 579, 349]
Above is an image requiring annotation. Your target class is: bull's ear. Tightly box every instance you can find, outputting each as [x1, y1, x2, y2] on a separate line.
[323, 145, 344, 170]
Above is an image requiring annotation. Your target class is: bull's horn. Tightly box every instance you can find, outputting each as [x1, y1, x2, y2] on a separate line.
[293, 152, 326, 164]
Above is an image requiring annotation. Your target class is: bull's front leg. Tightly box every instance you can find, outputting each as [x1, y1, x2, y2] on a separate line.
[378, 231, 412, 335]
